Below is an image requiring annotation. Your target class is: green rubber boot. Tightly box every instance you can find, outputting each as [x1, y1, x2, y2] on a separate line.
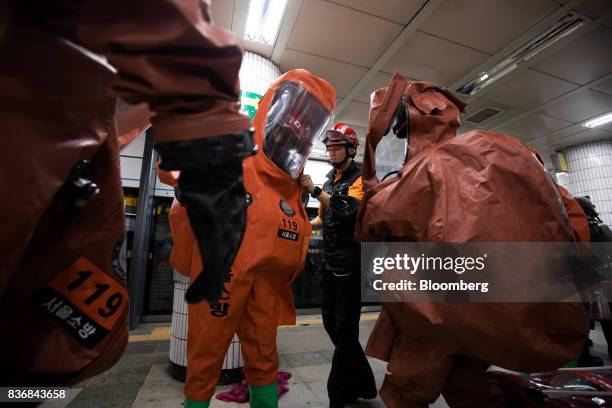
[249, 382, 278, 408]
[184, 399, 210, 408]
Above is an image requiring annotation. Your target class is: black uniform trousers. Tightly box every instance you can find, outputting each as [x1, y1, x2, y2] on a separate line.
[320, 265, 376, 406]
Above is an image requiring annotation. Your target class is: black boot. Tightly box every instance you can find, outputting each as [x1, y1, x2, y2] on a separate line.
[577, 352, 604, 367]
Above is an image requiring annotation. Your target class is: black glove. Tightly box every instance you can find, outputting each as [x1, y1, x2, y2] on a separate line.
[330, 194, 360, 222]
[156, 130, 256, 304]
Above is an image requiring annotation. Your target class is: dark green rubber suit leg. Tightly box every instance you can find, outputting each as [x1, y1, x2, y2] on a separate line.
[249, 383, 278, 408]
[184, 399, 210, 408]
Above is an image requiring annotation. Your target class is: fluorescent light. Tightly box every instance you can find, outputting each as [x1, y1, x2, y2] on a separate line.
[584, 112, 612, 128]
[457, 14, 584, 96]
[244, 0, 288, 45]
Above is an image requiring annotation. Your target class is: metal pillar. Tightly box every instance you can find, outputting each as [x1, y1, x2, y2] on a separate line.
[128, 130, 157, 329]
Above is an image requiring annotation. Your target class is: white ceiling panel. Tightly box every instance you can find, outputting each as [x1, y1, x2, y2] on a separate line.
[336, 97, 344, 109]
[592, 76, 612, 95]
[573, 0, 612, 20]
[557, 130, 612, 150]
[382, 31, 490, 85]
[595, 121, 612, 134]
[498, 113, 573, 141]
[532, 26, 612, 85]
[354, 72, 394, 103]
[335, 100, 370, 127]
[279, 49, 367, 98]
[535, 128, 612, 150]
[531, 122, 593, 142]
[327, 0, 427, 25]
[287, 0, 403, 67]
[540, 88, 612, 123]
[419, 0, 560, 54]
[458, 124, 478, 134]
[482, 69, 578, 110]
[210, 0, 233, 30]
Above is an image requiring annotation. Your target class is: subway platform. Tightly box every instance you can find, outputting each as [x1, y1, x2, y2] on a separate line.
[39, 313, 611, 408]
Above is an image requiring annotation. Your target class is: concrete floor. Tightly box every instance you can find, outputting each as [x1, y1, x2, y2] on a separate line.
[39, 314, 611, 408]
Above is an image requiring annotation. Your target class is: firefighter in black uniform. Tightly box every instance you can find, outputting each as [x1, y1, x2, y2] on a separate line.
[300, 123, 376, 408]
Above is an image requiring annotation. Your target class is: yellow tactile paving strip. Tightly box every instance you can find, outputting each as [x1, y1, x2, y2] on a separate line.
[279, 313, 379, 328]
[129, 326, 172, 342]
[128, 313, 379, 343]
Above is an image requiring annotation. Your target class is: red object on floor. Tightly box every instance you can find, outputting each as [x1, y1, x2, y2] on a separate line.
[215, 371, 292, 403]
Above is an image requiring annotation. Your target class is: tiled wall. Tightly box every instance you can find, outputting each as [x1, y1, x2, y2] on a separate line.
[169, 277, 188, 367]
[239, 52, 281, 96]
[562, 141, 612, 226]
[169, 276, 244, 369]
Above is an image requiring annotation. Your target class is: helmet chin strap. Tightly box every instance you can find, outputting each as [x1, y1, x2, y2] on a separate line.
[331, 148, 351, 169]
[331, 158, 347, 169]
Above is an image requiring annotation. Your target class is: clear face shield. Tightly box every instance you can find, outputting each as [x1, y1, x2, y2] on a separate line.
[263, 81, 331, 178]
[375, 102, 409, 182]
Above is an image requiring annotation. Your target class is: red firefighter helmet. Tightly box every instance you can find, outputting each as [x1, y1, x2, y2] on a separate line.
[323, 123, 359, 158]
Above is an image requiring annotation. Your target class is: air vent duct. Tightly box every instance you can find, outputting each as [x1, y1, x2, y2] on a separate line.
[464, 107, 504, 124]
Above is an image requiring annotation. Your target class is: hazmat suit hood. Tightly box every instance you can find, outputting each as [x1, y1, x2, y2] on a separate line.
[362, 73, 466, 193]
[254, 69, 335, 182]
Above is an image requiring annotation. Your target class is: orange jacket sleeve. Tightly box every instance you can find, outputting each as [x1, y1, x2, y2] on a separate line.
[347, 176, 364, 201]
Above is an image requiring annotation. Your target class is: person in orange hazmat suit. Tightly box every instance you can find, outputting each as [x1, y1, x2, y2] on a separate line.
[355, 73, 589, 407]
[164, 69, 336, 408]
[0, 0, 253, 387]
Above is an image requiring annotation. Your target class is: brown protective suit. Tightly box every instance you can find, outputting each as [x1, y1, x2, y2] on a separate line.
[115, 102, 151, 150]
[166, 70, 336, 402]
[0, 0, 249, 386]
[356, 73, 589, 407]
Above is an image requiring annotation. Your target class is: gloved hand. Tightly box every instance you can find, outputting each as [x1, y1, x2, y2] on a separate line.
[330, 194, 360, 222]
[156, 130, 256, 304]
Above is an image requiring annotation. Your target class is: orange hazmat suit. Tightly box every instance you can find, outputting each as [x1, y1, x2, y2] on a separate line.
[165, 69, 336, 404]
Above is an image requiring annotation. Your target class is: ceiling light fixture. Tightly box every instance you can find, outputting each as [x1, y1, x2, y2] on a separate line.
[584, 111, 612, 128]
[456, 14, 585, 96]
[244, 0, 288, 45]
